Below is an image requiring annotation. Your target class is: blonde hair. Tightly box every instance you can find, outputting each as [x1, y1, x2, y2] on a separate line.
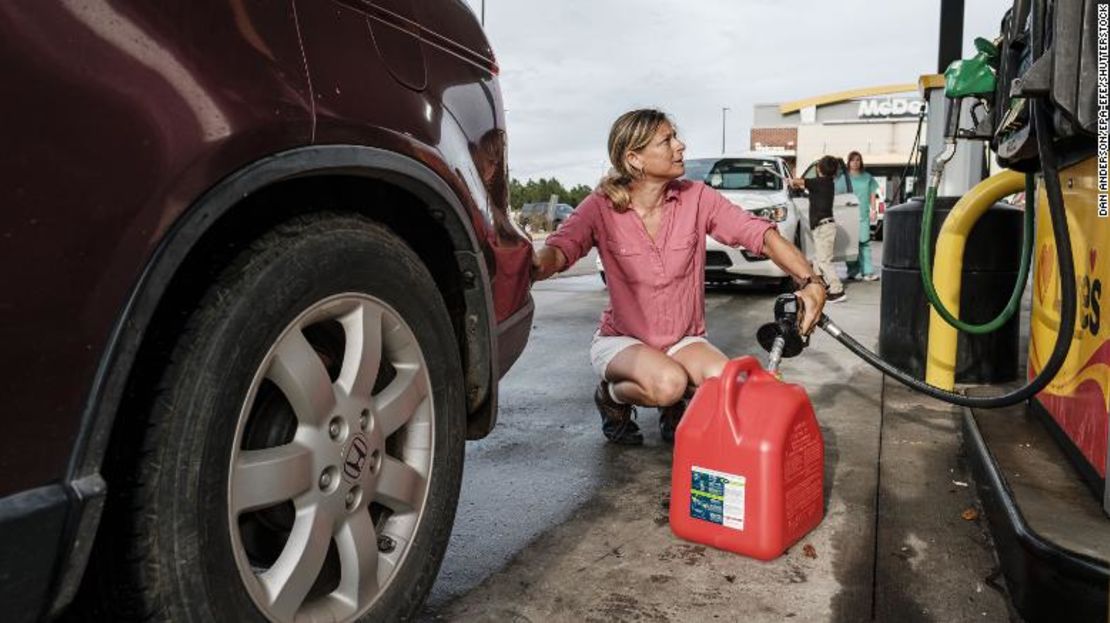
[596, 109, 671, 212]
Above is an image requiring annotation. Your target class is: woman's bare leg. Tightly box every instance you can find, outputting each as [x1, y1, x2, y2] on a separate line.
[604, 344, 689, 406]
[669, 341, 729, 390]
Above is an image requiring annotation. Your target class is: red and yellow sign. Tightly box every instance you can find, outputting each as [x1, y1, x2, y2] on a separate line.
[1029, 157, 1109, 477]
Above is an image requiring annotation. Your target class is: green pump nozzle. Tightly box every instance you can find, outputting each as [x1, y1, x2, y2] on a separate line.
[944, 37, 999, 98]
[940, 37, 1000, 140]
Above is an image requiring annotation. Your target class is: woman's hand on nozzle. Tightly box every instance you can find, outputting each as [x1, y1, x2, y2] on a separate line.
[796, 282, 827, 335]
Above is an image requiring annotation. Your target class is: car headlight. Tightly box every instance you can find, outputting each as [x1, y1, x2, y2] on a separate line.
[751, 203, 789, 222]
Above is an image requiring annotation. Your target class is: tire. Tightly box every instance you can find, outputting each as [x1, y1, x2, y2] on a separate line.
[83, 214, 465, 622]
[599, 270, 606, 286]
[873, 220, 884, 241]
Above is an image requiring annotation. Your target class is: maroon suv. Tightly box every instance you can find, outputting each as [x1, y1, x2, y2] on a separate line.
[0, 2, 533, 621]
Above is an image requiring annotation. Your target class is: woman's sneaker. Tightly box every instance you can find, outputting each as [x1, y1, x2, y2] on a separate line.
[828, 291, 848, 303]
[659, 401, 686, 444]
[861, 274, 880, 282]
[594, 381, 643, 445]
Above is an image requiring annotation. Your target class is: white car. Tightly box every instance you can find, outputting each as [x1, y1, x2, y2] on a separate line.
[693, 154, 800, 287]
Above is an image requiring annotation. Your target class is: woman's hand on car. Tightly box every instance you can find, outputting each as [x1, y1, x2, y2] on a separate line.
[530, 250, 544, 282]
[531, 246, 566, 282]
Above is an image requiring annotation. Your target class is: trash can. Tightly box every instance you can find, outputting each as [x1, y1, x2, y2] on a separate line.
[879, 196, 1024, 383]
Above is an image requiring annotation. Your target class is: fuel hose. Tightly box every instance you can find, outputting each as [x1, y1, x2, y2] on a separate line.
[918, 175, 1036, 334]
[817, 97, 1075, 409]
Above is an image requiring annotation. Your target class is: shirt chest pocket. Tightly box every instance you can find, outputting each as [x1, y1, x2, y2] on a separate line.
[666, 232, 699, 280]
[606, 239, 655, 285]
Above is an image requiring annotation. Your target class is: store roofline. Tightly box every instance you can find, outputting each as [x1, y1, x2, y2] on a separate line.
[778, 83, 919, 115]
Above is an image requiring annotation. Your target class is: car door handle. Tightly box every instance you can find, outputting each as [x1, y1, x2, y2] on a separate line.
[845, 201, 859, 206]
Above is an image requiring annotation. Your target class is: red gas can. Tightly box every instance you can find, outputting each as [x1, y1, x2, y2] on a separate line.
[670, 356, 824, 561]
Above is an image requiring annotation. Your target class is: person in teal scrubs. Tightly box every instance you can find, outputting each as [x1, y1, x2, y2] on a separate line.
[843, 151, 880, 281]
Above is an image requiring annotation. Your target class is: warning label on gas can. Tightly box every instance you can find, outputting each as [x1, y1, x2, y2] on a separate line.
[690, 466, 746, 530]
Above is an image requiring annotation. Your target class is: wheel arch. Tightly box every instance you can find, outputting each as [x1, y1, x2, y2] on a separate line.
[77, 146, 497, 477]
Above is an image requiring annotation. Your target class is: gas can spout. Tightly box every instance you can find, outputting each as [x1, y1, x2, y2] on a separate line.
[766, 336, 786, 375]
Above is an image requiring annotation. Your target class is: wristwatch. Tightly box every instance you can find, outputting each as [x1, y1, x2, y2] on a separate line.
[795, 274, 828, 291]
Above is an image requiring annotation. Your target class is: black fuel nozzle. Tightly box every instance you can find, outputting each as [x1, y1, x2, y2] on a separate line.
[757, 293, 809, 374]
[943, 97, 963, 140]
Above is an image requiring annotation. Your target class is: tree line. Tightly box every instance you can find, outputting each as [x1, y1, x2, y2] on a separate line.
[509, 177, 593, 210]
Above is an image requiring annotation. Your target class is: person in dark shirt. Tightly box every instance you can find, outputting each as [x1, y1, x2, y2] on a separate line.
[791, 156, 846, 302]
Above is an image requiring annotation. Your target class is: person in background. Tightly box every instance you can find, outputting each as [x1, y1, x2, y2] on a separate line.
[844, 150, 880, 281]
[791, 156, 847, 303]
[531, 109, 828, 446]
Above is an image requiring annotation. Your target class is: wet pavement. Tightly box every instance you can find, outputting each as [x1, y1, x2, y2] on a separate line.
[419, 257, 1011, 622]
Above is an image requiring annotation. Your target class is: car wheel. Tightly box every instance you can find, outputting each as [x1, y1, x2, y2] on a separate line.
[873, 220, 883, 241]
[87, 214, 464, 622]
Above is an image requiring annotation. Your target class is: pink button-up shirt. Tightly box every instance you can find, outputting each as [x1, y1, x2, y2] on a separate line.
[545, 180, 777, 351]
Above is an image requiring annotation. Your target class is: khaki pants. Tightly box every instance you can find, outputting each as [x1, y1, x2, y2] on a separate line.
[813, 222, 843, 294]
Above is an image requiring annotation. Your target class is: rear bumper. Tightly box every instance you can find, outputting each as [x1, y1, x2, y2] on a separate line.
[0, 485, 71, 622]
[0, 475, 106, 622]
[467, 294, 533, 440]
[497, 294, 534, 378]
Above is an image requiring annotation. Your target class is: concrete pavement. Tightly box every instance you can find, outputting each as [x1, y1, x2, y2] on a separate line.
[420, 267, 1011, 621]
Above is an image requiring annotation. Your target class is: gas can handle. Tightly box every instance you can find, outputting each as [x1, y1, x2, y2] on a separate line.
[720, 356, 768, 435]
[720, 356, 765, 401]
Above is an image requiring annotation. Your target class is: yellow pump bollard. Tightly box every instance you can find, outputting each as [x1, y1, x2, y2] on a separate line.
[926, 170, 1027, 389]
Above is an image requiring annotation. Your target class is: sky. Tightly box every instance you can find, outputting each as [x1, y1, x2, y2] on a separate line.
[460, 0, 1014, 188]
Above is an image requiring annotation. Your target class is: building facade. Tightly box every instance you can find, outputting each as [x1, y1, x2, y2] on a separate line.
[751, 83, 928, 201]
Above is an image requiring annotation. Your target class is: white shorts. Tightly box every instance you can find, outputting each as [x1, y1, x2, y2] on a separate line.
[589, 332, 709, 379]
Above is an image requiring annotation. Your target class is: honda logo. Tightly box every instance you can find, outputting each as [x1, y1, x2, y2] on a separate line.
[343, 435, 369, 481]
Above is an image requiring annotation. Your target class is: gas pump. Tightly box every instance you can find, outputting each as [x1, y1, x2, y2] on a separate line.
[796, 0, 1099, 492]
[922, 0, 1106, 513]
[758, 0, 1103, 619]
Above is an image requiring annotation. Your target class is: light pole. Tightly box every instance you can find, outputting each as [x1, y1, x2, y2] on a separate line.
[721, 107, 730, 154]
[481, 0, 485, 26]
